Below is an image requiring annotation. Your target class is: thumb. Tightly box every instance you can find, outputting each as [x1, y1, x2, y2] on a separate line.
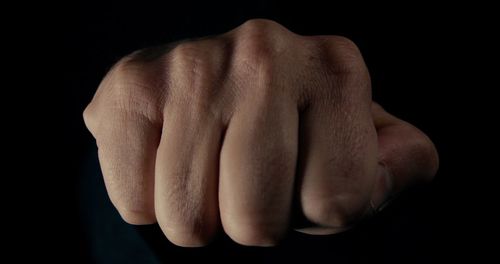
[370, 102, 439, 211]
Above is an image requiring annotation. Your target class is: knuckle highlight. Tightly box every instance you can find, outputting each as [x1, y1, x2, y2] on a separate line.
[234, 19, 287, 66]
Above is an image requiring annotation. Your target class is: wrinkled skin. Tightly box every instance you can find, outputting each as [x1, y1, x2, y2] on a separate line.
[83, 19, 439, 247]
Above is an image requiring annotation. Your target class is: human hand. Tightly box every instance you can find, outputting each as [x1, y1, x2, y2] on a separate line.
[83, 19, 439, 247]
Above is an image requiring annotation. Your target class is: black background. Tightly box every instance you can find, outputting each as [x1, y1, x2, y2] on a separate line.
[39, 0, 490, 262]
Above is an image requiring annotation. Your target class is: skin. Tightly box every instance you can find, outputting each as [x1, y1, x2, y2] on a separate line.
[83, 19, 439, 247]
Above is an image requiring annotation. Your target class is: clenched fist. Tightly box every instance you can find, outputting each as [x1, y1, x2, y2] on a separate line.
[83, 19, 438, 247]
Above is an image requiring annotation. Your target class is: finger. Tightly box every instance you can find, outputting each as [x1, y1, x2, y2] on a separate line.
[297, 37, 378, 233]
[83, 53, 171, 225]
[219, 97, 298, 246]
[84, 109, 160, 225]
[154, 103, 223, 247]
[154, 121, 221, 248]
[370, 102, 439, 209]
[296, 99, 377, 233]
[151, 40, 229, 244]
[151, 39, 233, 247]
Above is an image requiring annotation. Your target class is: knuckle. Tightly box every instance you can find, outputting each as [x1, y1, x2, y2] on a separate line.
[82, 104, 97, 134]
[170, 41, 202, 65]
[329, 35, 360, 53]
[302, 36, 370, 102]
[238, 18, 286, 37]
[169, 42, 219, 111]
[106, 60, 155, 107]
[234, 19, 285, 68]
[319, 35, 366, 76]
[233, 42, 276, 98]
[231, 19, 300, 99]
[87, 57, 163, 130]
